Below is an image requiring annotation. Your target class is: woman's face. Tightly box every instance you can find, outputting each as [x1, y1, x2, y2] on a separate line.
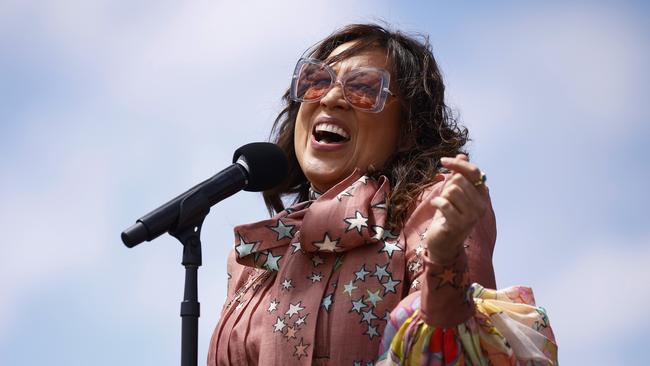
[294, 43, 403, 192]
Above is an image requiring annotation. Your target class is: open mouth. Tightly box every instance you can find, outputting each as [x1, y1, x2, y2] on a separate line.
[312, 123, 350, 144]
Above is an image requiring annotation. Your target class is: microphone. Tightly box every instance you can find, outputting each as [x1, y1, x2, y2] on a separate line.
[121, 142, 288, 248]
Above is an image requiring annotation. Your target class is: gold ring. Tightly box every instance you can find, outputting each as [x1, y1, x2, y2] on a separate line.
[474, 171, 487, 187]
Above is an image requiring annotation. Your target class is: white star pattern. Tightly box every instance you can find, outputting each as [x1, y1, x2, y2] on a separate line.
[356, 176, 370, 184]
[366, 289, 383, 307]
[355, 265, 370, 281]
[361, 309, 377, 324]
[295, 315, 307, 327]
[343, 280, 357, 296]
[336, 189, 353, 201]
[268, 299, 279, 312]
[372, 200, 387, 210]
[321, 294, 333, 311]
[268, 219, 295, 240]
[344, 211, 369, 233]
[382, 311, 391, 322]
[411, 279, 420, 289]
[350, 297, 366, 313]
[281, 278, 293, 291]
[263, 251, 282, 271]
[313, 233, 340, 252]
[408, 260, 422, 273]
[291, 241, 302, 253]
[415, 245, 425, 256]
[382, 277, 400, 294]
[380, 240, 402, 258]
[235, 234, 258, 258]
[273, 317, 286, 332]
[373, 264, 390, 281]
[308, 272, 323, 282]
[286, 302, 305, 318]
[365, 325, 379, 339]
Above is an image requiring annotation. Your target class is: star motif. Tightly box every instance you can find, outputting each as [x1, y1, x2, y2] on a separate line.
[382, 277, 401, 294]
[415, 245, 425, 256]
[355, 265, 370, 281]
[295, 315, 307, 327]
[380, 240, 402, 258]
[382, 310, 391, 322]
[344, 211, 369, 233]
[291, 241, 302, 253]
[273, 317, 286, 332]
[411, 279, 420, 289]
[361, 309, 377, 324]
[408, 260, 422, 273]
[321, 294, 333, 311]
[268, 219, 295, 240]
[268, 299, 279, 312]
[285, 326, 297, 339]
[356, 176, 370, 184]
[313, 233, 340, 252]
[343, 280, 358, 296]
[372, 200, 387, 210]
[308, 272, 323, 283]
[286, 302, 305, 318]
[365, 325, 379, 339]
[350, 297, 366, 313]
[235, 233, 258, 258]
[354, 362, 362, 366]
[371, 226, 398, 241]
[311, 254, 324, 267]
[281, 278, 294, 291]
[366, 289, 383, 307]
[293, 338, 309, 360]
[263, 251, 282, 271]
[366, 362, 375, 366]
[437, 268, 456, 287]
[373, 264, 390, 281]
[336, 189, 353, 201]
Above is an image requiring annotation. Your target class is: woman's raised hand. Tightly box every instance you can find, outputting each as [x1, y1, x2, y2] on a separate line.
[425, 154, 490, 264]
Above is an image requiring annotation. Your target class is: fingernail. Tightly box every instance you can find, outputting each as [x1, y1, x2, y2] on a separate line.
[440, 157, 450, 163]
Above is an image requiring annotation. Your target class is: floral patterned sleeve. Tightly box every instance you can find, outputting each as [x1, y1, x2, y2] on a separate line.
[378, 177, 558, 365]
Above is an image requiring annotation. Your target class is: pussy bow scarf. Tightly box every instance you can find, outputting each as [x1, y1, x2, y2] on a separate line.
[214, 170, 410, 365]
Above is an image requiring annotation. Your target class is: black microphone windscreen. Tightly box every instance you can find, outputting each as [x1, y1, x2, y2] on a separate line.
[232, 142, 288, 192]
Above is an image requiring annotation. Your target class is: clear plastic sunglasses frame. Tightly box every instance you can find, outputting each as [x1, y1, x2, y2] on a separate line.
[290, 58, 395, 113]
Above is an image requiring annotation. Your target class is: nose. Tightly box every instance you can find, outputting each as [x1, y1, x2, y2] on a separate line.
[319, 81, 350, 110]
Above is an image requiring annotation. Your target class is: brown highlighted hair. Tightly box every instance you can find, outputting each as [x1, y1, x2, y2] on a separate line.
[263, 23, 468, 230]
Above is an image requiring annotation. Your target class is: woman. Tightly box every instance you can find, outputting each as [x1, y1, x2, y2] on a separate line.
[208, 24, 557, 365]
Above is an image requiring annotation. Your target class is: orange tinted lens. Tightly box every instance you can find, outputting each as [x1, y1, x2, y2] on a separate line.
[343, 71, 381, 109]
[297, 63, 332, 101]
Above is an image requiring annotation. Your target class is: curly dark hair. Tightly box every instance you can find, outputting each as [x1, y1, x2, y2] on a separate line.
[263, 23, 469, 230]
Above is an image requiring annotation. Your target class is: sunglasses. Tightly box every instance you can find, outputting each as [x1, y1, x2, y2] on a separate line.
[290, 58, 396, 113]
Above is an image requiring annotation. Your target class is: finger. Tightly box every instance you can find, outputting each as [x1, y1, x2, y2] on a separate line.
[441, 175, 474, 216]
[449, 173, 488, 216]
[430, 196, 463, 227]
[440, 156, 482, 184]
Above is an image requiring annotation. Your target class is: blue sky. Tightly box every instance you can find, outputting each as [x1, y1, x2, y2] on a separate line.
[1, 1, 649, 365]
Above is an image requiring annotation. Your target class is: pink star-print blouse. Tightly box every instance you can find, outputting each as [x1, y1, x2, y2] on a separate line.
[207, 170, 497, 365]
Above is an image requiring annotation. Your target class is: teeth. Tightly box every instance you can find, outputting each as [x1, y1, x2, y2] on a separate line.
[314, 123, 350, 140]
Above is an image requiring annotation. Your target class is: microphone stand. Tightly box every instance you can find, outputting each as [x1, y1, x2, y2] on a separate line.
[168, 190, 209, 366]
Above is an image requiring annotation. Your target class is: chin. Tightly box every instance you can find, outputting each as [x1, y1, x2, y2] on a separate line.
[302, 163, 351, 192]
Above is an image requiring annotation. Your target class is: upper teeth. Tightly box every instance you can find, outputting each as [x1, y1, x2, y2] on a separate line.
[314, 123, 350, 139]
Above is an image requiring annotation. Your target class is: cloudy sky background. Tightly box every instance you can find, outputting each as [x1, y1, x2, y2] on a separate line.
[1, 0, 648, 364]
